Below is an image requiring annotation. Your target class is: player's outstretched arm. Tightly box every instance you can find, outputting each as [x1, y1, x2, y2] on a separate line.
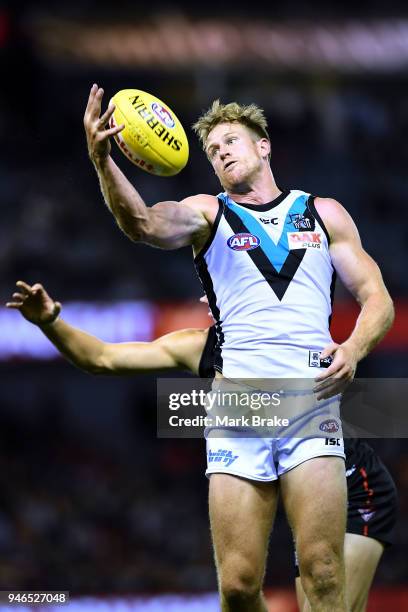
[84, 84, 212, 249]
[313, 199, 394, 399]
[6, 281, 208, 375]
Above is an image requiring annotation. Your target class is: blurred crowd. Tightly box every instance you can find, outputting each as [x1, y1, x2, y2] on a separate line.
[0, 368, 214, 592]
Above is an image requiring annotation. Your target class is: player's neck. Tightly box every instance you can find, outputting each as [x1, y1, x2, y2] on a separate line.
[226, 169, 281, 205]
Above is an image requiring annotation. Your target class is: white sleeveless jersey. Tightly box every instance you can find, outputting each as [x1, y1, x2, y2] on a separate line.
[194, 189, 336, 377]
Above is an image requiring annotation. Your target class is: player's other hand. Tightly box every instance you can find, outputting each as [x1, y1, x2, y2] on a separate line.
[313, 342, 357, 400]
[83, 84, 124, 164]
[6, 281, 61, 326]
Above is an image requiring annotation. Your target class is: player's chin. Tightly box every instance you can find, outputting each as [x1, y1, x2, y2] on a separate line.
[222, 169, 248, 189]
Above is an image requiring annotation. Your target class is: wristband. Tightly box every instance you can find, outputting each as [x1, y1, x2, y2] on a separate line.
[39, 303, 61, 327]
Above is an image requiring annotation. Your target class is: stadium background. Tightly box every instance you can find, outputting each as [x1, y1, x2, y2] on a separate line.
[1, 0, 408, 610]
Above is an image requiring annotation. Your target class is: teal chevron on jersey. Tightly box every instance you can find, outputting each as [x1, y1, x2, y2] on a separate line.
[224, 194, 309, 273]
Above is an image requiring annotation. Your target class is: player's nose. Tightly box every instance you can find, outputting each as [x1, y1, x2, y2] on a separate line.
[219, 148, 229, 161]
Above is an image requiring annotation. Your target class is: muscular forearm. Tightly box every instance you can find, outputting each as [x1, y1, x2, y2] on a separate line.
[343, 292, 394, 361]
[94, 156, 150, 240]
[39, 319, 106, 373]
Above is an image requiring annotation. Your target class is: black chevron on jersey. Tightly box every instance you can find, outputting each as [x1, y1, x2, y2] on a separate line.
[224, 206, 307, 301]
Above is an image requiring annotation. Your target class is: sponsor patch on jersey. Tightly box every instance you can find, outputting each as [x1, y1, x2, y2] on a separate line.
[309, 350, 333, 368]
[319, 419, 340, 434]
[290, 213, 312, 230]
[259, 216, 278, 225]
[287, 231, 322, 250]
[227, 233, 260, 251]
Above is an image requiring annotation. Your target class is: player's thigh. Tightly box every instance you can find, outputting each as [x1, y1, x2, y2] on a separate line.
[344, 533, 384, 612]
[280, 456, 347, 559]
[295, 534, 384, 612]
[209, 473, 278, 577]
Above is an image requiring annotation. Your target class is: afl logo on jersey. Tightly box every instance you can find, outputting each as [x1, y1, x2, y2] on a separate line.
[227, 233, 260, 251]
[319, 419, 339, 434]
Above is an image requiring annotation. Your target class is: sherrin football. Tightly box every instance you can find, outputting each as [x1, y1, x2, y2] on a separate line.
[109, 89, 189, 176]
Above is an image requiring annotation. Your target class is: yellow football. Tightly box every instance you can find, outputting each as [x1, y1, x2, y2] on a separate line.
[109, 89, 189, 176]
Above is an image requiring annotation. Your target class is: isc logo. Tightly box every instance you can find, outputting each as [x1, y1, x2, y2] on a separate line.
[227, 233, 260, 251]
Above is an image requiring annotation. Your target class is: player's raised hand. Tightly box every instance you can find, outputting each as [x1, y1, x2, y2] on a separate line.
[6, 281, 61, 326]
[83, 84, 124, 164]
[313, 342, 357, 400]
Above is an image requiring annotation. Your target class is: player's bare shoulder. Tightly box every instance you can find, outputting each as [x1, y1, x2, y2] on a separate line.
[181, 194, 220, 252]
[314, 197, 358, 244]
[181, 194, 219, 223]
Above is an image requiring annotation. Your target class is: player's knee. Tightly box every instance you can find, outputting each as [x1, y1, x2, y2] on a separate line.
[221, 581, 261, 608]
[219, 563, 262, 607]
[299, 544, 343, 598]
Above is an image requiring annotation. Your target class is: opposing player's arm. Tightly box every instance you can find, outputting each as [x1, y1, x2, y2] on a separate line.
[84, 84, 214, 249]
[99, 328, 208, 375]
[313, 199, 394, 397]
[6, 281, 208, 375]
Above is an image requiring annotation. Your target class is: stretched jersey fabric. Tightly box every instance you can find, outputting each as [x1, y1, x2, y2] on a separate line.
[195, 189, 336, 378]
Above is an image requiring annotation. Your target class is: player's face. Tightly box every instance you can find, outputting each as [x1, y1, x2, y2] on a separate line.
[205, 122, 269, 190]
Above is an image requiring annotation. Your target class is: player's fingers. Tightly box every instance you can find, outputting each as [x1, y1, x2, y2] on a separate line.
[315, 367, 349, 397]
[316, 376, 349, 400]
[31, 283, 44, 293]
[88, 87, 104, 121]
[314, 369, 336, 384]
[314, 375, 341, 395]
[16, 280, 33, 295]
[314, 378, 334, 395]
[12, 292, 26, 301]
[6, 302, 23, 308]
[98, 103, 115, 127]
[103, 124, 125, 138]
[314, 358, 344, 382]
[316, 381, 341, 400]
[88, 83, 98, 102]
[314, 366, 345, 392]
[320, 342, 339, 360]
[84, 83, 99, 122]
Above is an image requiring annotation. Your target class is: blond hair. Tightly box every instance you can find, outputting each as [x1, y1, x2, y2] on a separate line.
[192, 100, 270, 150]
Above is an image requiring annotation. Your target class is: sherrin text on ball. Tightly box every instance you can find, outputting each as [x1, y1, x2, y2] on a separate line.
[110, 89, 189, 176]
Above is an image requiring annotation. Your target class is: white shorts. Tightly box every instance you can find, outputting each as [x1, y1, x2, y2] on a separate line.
[206, 434, 345, 481]
[204, 379, 345, 480]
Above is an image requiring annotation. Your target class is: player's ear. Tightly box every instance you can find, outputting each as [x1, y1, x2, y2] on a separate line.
[258, 138, 271, 159]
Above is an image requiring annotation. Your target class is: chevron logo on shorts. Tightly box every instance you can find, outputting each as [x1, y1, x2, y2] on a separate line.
[358, 508, 376, 522]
